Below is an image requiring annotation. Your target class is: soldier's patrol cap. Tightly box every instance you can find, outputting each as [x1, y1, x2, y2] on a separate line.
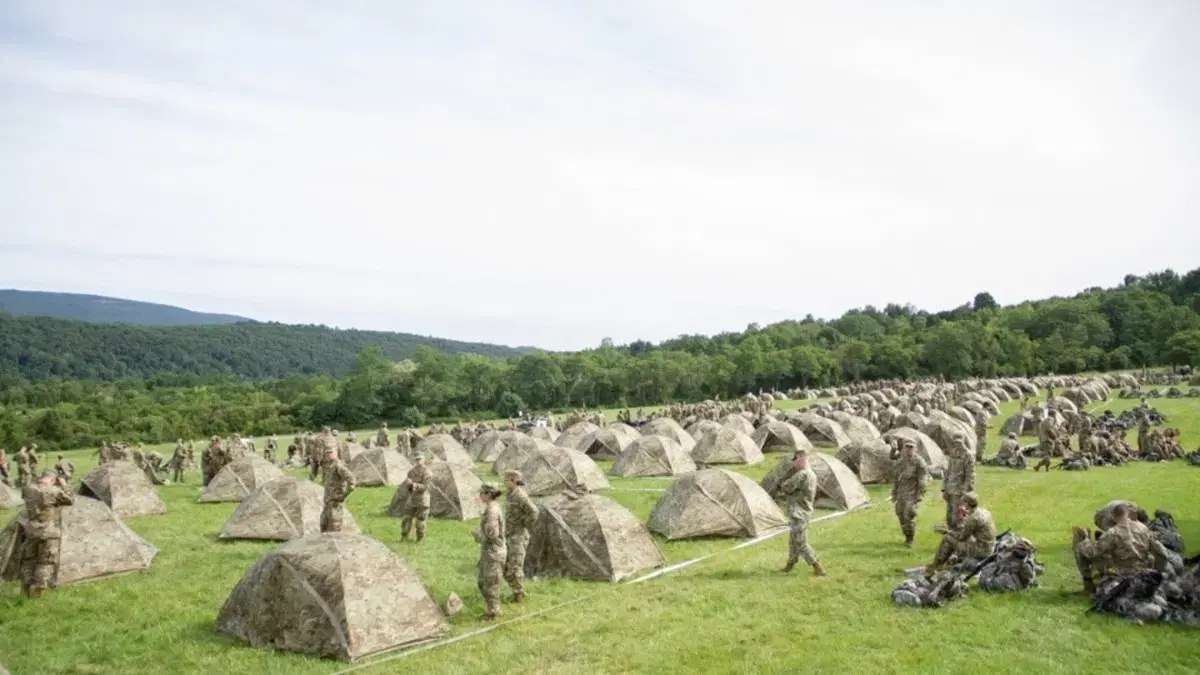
[503, 469, 522, 482]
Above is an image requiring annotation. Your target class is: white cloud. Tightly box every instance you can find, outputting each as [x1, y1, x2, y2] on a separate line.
[2, 0, 1197, 350]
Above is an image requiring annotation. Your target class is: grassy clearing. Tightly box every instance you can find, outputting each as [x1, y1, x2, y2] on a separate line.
[1, 397, 1198, 674]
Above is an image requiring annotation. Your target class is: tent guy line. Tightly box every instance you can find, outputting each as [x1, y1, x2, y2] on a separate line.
[329, 507, 861, 675]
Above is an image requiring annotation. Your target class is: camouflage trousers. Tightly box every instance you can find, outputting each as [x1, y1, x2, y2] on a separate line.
[16, 467, 28, 487]
[477, 553, 505, 615]
[944, 492, 964, 529]
[401, 506, 429, 540]
[504, 532, 529, 595]
[20, 536, 60, 590]
[932, 535, 990, 568]
[320, 500, 347, 533]
[172, 465, 185, 483]
[787, 514, 818, 566]
[976, 434, 987, 455]
[894, 499, 919, 540]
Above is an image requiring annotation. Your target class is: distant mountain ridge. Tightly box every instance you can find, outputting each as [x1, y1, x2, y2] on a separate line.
[0, 289, 251, 326]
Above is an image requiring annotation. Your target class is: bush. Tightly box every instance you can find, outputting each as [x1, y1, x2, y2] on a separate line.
[495, 392, 526, 418]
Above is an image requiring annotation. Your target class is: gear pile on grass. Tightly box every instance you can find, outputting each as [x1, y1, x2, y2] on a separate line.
[892, 530, 1044, 608]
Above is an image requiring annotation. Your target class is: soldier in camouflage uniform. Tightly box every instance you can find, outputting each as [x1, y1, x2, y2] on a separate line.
[891, 440, 929, 547]
[15, 447, 30, 487]
[320, 446, 356, 533]
[19, 469, 75, 598]
[376, 423, 390, 449]
[28, 444, 39, 476]
[942, 436, 975, 528]
[265, 435, 278, 463]
[974, 412, 988, 457]
[0, 448, 10, 486]
[400, 453, 432, 542]
[1073, 502, 1172, 595]
[927, 492, 996, 574]
[396, 429, 413, 457]
[53, 455, 74, 481]
[472, 484, 507, 620]
[170, 440, 188, 483]
[502, 469, 539, 603]
[778, 450, 827, 576]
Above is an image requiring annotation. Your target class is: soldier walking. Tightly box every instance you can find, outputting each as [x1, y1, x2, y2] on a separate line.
[778, 450, 827, 577]
[891, 440, 929, 547]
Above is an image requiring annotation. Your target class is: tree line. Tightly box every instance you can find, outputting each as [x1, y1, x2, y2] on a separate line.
[1, 269, 1197, 452]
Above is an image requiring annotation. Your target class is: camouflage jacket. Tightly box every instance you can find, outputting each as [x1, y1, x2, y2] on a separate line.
[1093, 500, 1136, 531]
[21, 482, 75, 539]
[505, 486, 539, 537]
[943, 451, 975, 495]
[376, 429, 390, 447]
[780, 466, 816, 520]
[952, 507, 996, 559]
[478, 500, 507, 563]
[404, 464, 432, 508]
[996, 437, 1020, 460]
[322, 458, 356, 503]
[891, 454, 928, 504]
[1087, 520, 1169, 574]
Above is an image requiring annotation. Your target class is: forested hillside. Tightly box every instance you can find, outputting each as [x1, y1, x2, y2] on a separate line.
[1, 268, 1198, 451]
[0, 290, 250, 325]
[0, 315, 533, 380]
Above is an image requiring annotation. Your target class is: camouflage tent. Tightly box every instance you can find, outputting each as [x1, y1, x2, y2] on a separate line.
[467, 430, 506, 462]
[1047, 396, 1079, 414]
[0, 496, 157, 586]
[639, 418, 697, 454]
[1002, 410, 1039, 438]
[215, 533, 446, 661]
[524, 493, 665, 582]
[923, 414, 977, 457]
[712, 415, 750, 437]
[529, 426, 560, 443]
[413, 434, 473, 468]
[948, 406, 976, 428]
[760, 453, 870, 511]
[339, 442, 366, 462]
[521, 448, 610, 497]
[577, 424, 641, 459]
[348, 449, 413, 487]
[685, 419, 723, 442]
[826, 412, 881, 445]
[787, 412, 852, 450]
[0, 484, 21, 510]
[691, 427, 764, 465]
[199, 455, 284, 503]
[220, 477, 360, 541]
[611, 435, 696, 477]
[491, 437, 556, 475]
[648, 469, 786, 540]
[882, 428, 948, 474]
[750, 420, 814, 455]
[388, 461, 483, 520]
[891, 411, 929, 431]
[78, 461, 166, 517]
[556, 422, 601, 452]
[836, 439, 895, 484]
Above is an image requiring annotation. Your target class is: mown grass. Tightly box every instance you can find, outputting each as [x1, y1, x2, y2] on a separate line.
[1, 396, 1198, 674]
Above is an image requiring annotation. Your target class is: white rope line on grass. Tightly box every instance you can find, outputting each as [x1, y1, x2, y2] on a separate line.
[330, 504, 866, 674]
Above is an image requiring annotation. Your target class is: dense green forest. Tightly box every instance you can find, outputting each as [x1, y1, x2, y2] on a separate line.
[0, 316, 533, 380]
[0, 289, 250, 325]
[1, 269, 1198, 451]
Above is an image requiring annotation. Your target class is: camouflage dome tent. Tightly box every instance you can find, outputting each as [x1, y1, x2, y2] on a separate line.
[825, 412, 881, 445]
[348, 448, 413, 487]
[691, 427, 764, 466]
[686, 419, 723, 442]
[491, 437, 557, 475]
[0, 496, 157, 586]
[524, 493, 665, 582]
[338, 442, 366, 462]
[639, 418, 697, 454]
[577, 424, 641, 459]
[521, 447, 611, 496]
[750, 420, 814, 455]
[881, 428, 948, 474]
[412, 434, 474, 468]
[215, 533, 446, 661]
[221, 477, 359, 541]
[529, 426, 560, 443]
[611, 435, 696, 477]
[923, 414, 977, 457]
[388, 460, 484, 520]
[556, 422, 601, 453]
[199, 455, 284, 503]
[788, 412, 853, 450]
[78, 460, 166, 517]
[760, 453, 870, 511]
[891, 411, 929, 431]
[648, 469, 786, 540]
[468, 430, 506, 462]
[836, 439, 895, 484]
[719, 413, 756, 436]
[1002, 410, 1039, 438]
[0, 483, 22, 510]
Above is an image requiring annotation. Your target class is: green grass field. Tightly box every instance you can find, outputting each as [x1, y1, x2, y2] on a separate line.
[2, 396, 1199, 674]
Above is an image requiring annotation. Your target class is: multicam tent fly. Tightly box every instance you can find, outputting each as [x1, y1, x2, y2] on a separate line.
[220, 477, 360, 541]
[648, 469, 786, 540]
[198, 455, 284, 503]
[78, 461, 166, 517]
[525, 492, 665, 582]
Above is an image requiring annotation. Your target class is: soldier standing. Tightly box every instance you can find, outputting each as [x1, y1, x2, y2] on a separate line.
[28, 444, 40, 475]
[778, 450, 827, 577]
[19, 469, 75, 598]
[974, 413, 988, 457]
[53, 455, 74, 481]
[0, 448, 10, 486]
[320, 446, 356, 533]
[942, 436, 975, 528]
[265, 435, 278, 463]
[170, 441, 188, 484]
[472, 484, 507, 620]
[376, 423, 390, 449]
[15, 447, 30, 487]
[891, 440, 929, 547]
[502, 469, 539, 603]
[400, 454, 432, 542]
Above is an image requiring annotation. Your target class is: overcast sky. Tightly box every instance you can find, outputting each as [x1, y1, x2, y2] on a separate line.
[2, 1, 1198, 350]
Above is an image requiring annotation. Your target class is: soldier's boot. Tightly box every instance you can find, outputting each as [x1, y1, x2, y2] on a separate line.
[415, 521, 427, 543]
[812, 562, 827, 577]
[1082, 577, 1097, 596]
[20, 583, 30, 598]
[400, 521, 411, 542]
[30, 587, 45, 599]
[779, 561, 796, 573]
[902, 525, 915, 548]
[512, 590, 526, 604]
[904, 536, 914, 548]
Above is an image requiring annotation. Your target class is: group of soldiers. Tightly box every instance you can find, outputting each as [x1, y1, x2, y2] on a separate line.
[1, 445, 76, 487]
[470, 470, 539, 619]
